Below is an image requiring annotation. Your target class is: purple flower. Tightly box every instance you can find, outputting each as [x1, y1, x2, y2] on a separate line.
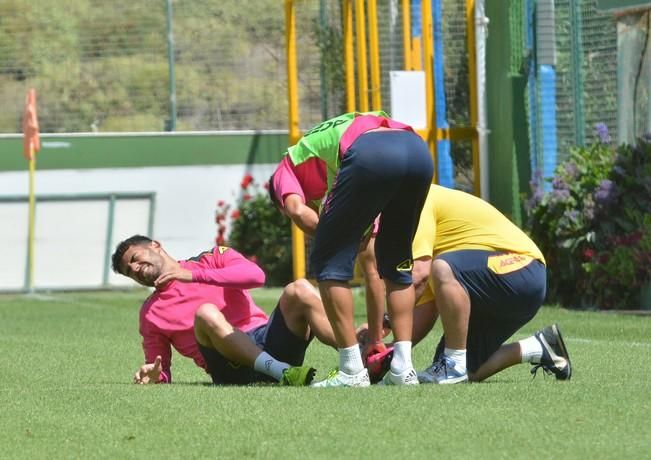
[550, 188, 570, 202]
[564, 209, 579, 223]
[525, 188, 544, 213]
[595, 122, 611, 144]
[583, 196, 595, 221]
[564, 162, 579, 179]
[551, 176, 568, 191]
[594, 179, 615, 205]
[613, 165, 625, 176]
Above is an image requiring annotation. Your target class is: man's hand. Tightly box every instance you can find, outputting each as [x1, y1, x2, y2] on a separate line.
[133, 356, 162, 384]
[154, 267, 193, 288]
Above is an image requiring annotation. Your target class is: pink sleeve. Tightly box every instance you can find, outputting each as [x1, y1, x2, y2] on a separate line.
[371, 215, 381, 236]
[190, 246, 266, 289]
[272, 156, 306, 207]
[140, 316, 173, 384]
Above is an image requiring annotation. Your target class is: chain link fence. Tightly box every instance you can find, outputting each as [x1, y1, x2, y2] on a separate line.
[554, 0, 618, 157]
[0, 0, 471, 135]
[0, 0, 624, 158]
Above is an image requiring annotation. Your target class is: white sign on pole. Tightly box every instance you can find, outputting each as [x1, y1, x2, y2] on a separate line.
[389, 71, 427, 130]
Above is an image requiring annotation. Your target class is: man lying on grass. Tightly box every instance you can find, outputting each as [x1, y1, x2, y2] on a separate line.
[111, 235, 337, 386]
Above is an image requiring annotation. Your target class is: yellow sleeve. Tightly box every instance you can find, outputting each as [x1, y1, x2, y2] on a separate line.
[416, 281, 435, 306]
[412, 185, 437, 259]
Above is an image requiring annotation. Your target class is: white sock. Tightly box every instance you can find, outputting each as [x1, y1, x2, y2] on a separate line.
[390, 341, 413, 374]
[339, 345, 365, 375]
[253, 351, 289, 381]
[519, 336, 543, 363]
[444, 347, 467, 372]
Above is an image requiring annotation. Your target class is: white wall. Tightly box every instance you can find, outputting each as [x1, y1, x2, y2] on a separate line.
[0, 164, 276, 291]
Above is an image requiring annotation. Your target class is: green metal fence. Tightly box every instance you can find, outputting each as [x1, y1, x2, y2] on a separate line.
[554, 0, 618, 156]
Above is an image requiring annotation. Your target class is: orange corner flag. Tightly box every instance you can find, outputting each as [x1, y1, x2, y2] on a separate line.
[22, 88, 41, 161]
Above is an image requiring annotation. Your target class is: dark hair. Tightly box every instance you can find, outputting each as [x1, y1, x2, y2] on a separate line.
[268, 173, 281, 208]
[111, 235, 153, 275]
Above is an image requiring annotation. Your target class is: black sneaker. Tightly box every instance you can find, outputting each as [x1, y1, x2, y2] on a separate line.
[531, 324, 572, 380]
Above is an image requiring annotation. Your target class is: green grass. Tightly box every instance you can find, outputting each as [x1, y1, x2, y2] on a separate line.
[1, 289, 649, 459]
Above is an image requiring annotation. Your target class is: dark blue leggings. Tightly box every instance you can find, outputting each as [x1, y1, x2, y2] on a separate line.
[310, 130, 433, 284]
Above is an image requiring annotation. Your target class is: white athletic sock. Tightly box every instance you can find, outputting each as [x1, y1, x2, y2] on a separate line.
[339, 345, 365, 375]
[253, 351, 289, 381]
[444, 347, 467, 372]
[390, 341, 413, 374]
[519, 336, 543, 364]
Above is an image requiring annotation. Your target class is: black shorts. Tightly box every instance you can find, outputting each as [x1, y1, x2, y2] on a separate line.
[432, 250, 547, 373]
[310, 130, 433, 284]
[197, 305, 313, 385]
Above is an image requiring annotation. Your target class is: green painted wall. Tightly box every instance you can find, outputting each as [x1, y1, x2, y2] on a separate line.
[485, 1, 531, 225]
[0, 132, 288, 171]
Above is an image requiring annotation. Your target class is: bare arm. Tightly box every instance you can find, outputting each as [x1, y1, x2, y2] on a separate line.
[284, 193, 319, 236]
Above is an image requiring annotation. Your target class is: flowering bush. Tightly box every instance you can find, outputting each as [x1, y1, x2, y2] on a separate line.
[215, 174, 292, 286]
[526, 125, 651, 309]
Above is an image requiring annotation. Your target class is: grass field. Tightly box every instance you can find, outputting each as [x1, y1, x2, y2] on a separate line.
[1, 288, 650, 459]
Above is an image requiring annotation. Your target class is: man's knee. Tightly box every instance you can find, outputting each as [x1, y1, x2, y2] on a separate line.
[194, 303, 231, 337]
[282, 279, 318, 306]
[430, 259, 456, 285]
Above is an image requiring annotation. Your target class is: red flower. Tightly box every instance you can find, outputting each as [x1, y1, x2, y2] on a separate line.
[217, 199, 225, 207]
[231, 210, 240, 220]
[583, 248, 595, 260]
[241, 175, 254, 189]
[243, 194, 252, 201]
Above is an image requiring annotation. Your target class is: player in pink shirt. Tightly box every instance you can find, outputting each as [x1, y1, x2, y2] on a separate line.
[111, 235, 337, 386]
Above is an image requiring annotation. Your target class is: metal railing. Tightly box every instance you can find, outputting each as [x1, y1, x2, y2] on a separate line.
[0, 192, 155, 292]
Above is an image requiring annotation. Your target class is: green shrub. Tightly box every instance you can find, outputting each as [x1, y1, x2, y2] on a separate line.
[526, 125, 651, 309]
[217, 174, 292, 287]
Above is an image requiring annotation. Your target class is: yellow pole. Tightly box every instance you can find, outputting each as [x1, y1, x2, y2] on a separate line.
[343, 0, 356, 112]
[368, 0, 382, 110]
[466, 0, 481, 196]
[285, 0, 306, 280]
[402, 0, 412, 70]
[421, 0, 437, 182]
[355, 0, 369, 112]
[26, 156, 36, 291]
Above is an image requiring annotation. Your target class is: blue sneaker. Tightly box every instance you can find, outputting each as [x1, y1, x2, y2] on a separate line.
[417, 356, 468, 384]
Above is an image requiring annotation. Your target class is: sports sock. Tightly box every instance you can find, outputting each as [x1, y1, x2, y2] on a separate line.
[253, 351, 289, 381]
[519, 336, 543, 363]
[339, 344, 365, 375]
[390, 341, 413, 374]
[444, 347, 467, 372]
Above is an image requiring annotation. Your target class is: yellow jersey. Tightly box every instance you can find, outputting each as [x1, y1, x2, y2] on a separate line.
[413, 184, 544, 262]
[413, 185, 544, 305]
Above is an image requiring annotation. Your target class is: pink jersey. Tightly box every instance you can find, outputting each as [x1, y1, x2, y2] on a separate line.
[272, 155, 327, 207]
[272, 114, 414, 207]
[338, 114, 414, 155]
[138, 246, 268, 383]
